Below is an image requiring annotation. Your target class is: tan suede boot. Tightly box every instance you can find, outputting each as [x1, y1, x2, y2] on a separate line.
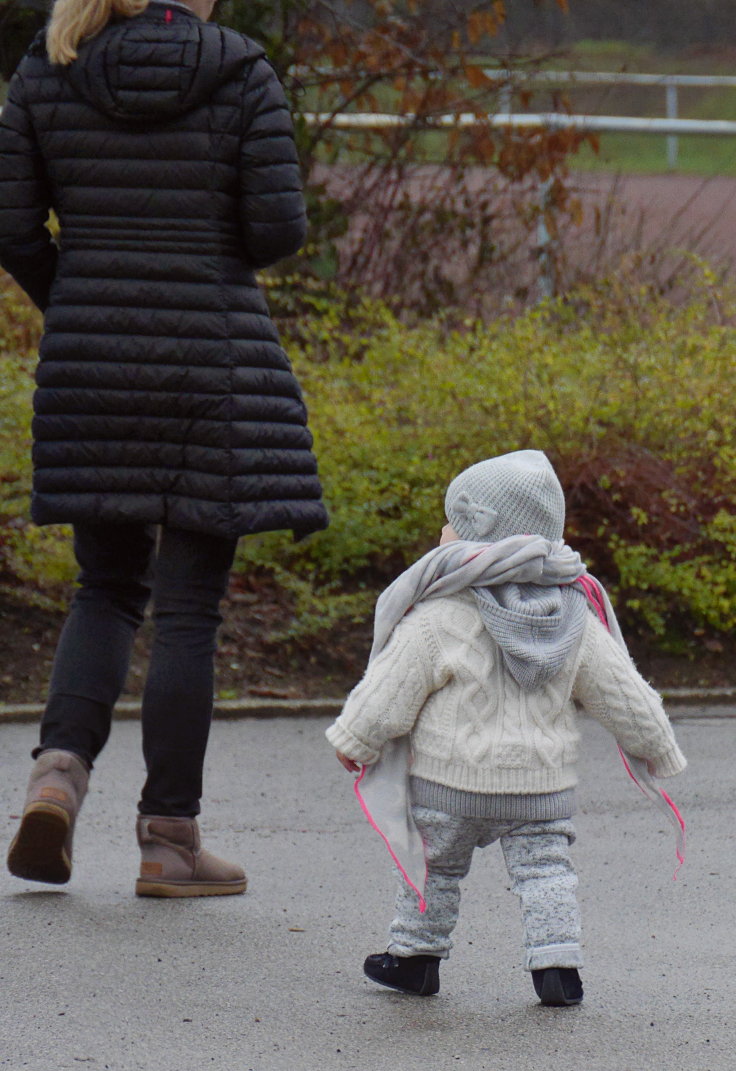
[135, 816, 247, 897]
[7, 750, 89, 884]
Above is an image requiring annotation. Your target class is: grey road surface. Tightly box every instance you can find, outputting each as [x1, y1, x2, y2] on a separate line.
[0, 713, 732, 1071]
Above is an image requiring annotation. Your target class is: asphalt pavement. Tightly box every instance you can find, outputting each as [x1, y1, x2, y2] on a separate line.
[0, 709, 732, 1071]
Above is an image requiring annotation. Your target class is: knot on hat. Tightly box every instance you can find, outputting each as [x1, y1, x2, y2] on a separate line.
[452, 492, 498, 539]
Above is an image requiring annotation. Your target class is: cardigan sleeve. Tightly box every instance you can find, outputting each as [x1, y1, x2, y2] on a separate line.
[237, 57, 307, 269]
[572, 614, 687, 778]
[0, 61, 58, 311]
[326, 609, 448, 765]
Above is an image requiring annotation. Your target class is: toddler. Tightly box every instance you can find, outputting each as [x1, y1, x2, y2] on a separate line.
[326, 450, 686, 1005]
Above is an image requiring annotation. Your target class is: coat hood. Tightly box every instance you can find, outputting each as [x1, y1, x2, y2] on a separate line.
[62, 2, 264, 123]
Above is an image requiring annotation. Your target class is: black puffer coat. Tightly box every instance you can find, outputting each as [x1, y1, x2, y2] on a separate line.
[0, 2, 328, 541]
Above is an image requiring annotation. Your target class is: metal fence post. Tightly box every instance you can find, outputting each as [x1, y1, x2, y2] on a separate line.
[666, 80, 679, 169]
[537, 178, 556, 301]
[498, 75, 513, 117]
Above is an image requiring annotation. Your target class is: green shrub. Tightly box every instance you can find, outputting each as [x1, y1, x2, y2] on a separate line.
[0, 277, 76, 602]
[3, 269, 736, 642]
[238, 272, 736, 640]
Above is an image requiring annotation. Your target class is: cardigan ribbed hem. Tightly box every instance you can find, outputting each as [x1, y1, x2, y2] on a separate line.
[410, 754, 577, 796]
[410, 778, 576, 820]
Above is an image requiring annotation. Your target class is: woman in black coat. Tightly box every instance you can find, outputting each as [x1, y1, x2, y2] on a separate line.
[0, 0, 328, 896]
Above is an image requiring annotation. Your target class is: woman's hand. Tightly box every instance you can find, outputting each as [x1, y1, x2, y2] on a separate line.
[336, 751, 360, 773]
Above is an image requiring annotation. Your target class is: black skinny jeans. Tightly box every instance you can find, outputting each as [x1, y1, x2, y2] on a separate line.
[39, 523, 237, 817]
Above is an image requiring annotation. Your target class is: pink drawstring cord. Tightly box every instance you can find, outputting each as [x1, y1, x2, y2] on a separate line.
[617, 745, 686, 878]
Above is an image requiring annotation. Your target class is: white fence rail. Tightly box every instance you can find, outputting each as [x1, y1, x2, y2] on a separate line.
[510, 72, 736, 86]
[2, 69, 733, 168]
[304, 69, 736, 169]
[501, 70, 736, 168]
[305, 110, 736, 135]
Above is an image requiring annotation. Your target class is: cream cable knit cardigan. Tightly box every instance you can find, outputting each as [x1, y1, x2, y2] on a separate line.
[326, 592, 686, 795]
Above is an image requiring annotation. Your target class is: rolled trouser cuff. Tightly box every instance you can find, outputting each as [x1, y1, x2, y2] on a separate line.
[387, 939, 451, 960]
[525, 942, 584, 971]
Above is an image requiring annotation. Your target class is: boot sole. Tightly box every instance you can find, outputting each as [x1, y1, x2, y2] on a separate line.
[537, 969, 583, 1006]
[135, 877, 247, 898]
[7, 802, 72, 884]
[363, 966, 439, 996]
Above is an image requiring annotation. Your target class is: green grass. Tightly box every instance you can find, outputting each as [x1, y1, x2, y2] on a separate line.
[505, 41, 736, 176]
[557, 39, 736, 75]
[572, 133, 736, 177]
[314, 126, 736, 179]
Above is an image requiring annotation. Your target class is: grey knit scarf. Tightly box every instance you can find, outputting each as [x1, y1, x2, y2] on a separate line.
[371, 535, 588, 691]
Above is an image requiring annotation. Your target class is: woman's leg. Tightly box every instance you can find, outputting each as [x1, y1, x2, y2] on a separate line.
[500, 819, 583, 971]
[39, 523, 155, 766]
[137, 527, 237, 818]
[8, 523, 154, 883]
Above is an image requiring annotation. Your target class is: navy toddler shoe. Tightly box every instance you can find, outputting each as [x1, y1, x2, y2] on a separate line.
[532, 967, 583, 1006]
[363, 952, 440, 995]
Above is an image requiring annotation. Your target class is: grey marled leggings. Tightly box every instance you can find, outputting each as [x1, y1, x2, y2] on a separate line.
[388, 807, 583, 971]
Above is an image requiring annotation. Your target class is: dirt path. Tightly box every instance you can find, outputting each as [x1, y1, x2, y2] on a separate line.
[565, 170, 736, 272]
[318, 164, 736, 307]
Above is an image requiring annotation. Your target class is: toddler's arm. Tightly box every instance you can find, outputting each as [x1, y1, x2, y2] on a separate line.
[572, 614, 686, 778]
[326, 608, 446, 767]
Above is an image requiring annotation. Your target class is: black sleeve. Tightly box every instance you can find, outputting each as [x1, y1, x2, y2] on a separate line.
[0, 60, 58, 311]
[238, 57, 307, 269]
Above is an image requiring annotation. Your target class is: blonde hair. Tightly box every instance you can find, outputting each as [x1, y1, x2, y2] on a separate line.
[47, 0, 151, 66]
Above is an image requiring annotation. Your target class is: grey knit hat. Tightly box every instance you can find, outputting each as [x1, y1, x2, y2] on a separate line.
[445, 450, 565, 543]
